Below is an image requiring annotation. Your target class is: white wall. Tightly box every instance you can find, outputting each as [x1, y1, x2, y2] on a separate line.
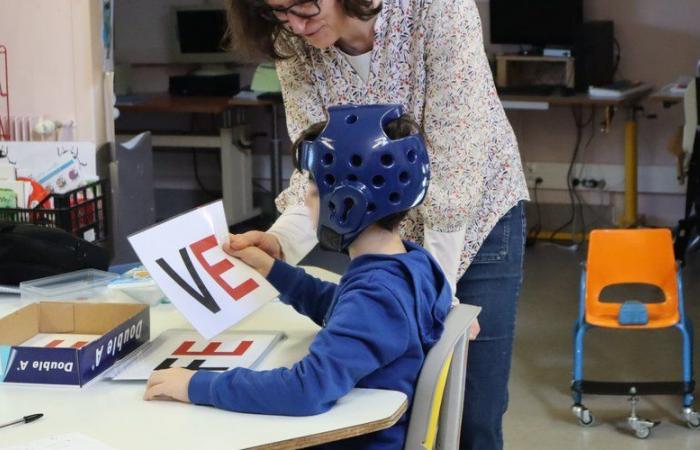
[114, 0, 700, 225]
[476, 0, 700, 226]
[115, 0, 227, 65]
[0, 0, 108, 144]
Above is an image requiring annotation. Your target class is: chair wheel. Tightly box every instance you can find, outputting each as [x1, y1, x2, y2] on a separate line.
[683, 407, 700, 428]
[635, 426, 651, 439]
[572, 405, 595, 427]
[579, 411, 595, 427]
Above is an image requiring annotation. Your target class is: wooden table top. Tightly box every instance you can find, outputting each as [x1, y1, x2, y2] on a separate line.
[649, 87, 684, 107]
[500, 86, 653, 107]
[116, 93, 275, 114]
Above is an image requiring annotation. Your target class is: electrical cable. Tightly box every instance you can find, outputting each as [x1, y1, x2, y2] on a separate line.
[549, 106, 592, 244]
[253, 180, 272, 194]
[571, 108, 597, 242]
[612, 38, 622, 78]
[193, 150, 221, 199]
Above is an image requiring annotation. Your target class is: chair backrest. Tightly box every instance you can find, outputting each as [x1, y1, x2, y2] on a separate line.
[405, 304, 480, 450]
[585, 229, 678, 321]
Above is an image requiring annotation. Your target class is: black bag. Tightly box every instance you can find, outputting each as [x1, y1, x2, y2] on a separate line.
[0, 222, 110, 285]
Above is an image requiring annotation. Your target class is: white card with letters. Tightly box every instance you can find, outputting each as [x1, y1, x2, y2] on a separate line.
[111, 329, 284, 380]
[128, 201, 279, 339]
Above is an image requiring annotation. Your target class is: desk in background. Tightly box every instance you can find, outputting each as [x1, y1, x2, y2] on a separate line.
[116, 94, 283, 226]
[650, 86, 685, 108]
[0, 267, 409, 450]
[500, 87, 654, 228]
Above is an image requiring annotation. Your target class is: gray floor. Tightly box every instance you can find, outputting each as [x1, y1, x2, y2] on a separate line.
[505, 243, 700, 449]
[303, 239, 700, 448]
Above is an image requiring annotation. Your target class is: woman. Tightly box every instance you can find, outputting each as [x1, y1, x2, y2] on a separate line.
[225, 1, 528, 449]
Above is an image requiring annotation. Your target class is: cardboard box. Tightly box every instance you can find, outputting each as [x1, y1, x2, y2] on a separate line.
[0, 302, 149, 386]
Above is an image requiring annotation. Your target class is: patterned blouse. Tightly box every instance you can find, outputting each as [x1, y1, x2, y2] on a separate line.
[274, 0, 529, 276]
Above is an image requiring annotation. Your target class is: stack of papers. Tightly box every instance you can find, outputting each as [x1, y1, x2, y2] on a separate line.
[589, 81, 652, 99]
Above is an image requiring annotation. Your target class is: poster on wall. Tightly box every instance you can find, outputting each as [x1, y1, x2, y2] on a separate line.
[128, 201, 280, 339]
[111, 329, 284, 380]
[0, 141, 97, 182]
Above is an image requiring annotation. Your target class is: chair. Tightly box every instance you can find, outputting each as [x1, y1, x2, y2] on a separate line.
[571, 229, 699, 439]
[405, 303, 480, 450]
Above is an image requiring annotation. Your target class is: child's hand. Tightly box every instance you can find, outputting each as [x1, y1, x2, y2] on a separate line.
[224, 244, 276, 278]
[143, 368, 195, 403]
[226, 231, 283, 260]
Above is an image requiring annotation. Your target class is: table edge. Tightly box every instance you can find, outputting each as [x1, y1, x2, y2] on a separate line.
[246, 397, 409, 450]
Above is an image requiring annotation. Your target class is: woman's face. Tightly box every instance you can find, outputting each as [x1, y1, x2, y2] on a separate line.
[264, 0, 346, 49]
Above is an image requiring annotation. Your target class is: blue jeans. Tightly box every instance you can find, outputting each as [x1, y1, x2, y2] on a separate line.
[457, 202, 525, 450]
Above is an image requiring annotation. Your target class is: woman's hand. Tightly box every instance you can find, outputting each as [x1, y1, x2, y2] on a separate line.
[469, 318, 480, 341]
[225, 231, 283, 260]
[143, 368, 195, 403]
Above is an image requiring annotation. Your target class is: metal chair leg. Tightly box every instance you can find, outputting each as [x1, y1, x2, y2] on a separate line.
[627, 388, 660, 439]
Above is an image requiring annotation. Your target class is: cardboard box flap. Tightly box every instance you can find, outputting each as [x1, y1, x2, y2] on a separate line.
[0, 303, 40, 346]
[39, 302, 78, 333]
[73, 303, 146, 334]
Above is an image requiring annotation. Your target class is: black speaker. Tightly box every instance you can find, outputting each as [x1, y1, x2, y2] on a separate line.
[169, 73, 240, 97]
[573, 21, 615, 92]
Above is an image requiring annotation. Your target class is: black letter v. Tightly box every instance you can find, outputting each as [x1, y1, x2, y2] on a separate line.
[156, 247, 221, 313]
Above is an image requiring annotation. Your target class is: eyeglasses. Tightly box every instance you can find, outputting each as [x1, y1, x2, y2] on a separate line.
[259, 0, 321, 24]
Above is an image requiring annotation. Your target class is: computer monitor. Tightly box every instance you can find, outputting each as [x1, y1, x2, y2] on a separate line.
[172, 6, 234, 64]
[490, 0, 584, 47]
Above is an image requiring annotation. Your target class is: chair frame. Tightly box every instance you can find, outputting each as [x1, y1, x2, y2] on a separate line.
[572, 266, 696, 426]
[405, 304, 480, 450]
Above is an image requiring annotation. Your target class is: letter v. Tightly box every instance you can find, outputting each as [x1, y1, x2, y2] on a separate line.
[156, 248, 221, 313]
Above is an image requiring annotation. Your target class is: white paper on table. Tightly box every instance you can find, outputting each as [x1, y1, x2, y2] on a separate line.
[0, 141, 96, 181]
[128, 201, 280, 339]
[0, 432, 116, 450]
[21, 334, 102, 349]
[110, 329, 284, 380]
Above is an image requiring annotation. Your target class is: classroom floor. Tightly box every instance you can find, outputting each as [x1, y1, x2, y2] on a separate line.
[302, 238, 700, 448]
[504, 242, 700, 450]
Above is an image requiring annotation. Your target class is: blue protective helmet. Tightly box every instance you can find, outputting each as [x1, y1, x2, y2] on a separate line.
[297, 104, 430, 252]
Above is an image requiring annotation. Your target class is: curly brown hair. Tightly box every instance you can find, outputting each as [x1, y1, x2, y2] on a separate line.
[224, 0, 382, 61]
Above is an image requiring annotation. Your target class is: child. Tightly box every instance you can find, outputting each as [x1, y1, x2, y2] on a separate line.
[144, 104, 453, 449]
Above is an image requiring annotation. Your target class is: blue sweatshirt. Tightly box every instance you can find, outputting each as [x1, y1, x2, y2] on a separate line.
[188, 241, 452, 450]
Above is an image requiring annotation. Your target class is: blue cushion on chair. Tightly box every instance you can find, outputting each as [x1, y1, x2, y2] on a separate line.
[618, 301, 649, 325]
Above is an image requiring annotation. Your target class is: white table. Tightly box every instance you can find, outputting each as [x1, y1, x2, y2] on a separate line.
[0, 268, 407, 449]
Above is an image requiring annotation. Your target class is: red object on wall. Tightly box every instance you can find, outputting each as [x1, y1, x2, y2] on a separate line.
[0, 45, 9, 141]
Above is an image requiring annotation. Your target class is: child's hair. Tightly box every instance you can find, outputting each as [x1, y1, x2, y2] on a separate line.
[292, 114, 422, 232]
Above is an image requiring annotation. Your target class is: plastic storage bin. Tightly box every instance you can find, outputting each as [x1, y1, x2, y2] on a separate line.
[20, 269, 119, 302]
[0, 180, 108, 242]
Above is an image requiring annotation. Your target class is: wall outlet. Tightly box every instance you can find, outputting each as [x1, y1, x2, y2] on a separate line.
[523, 162, 684, 195]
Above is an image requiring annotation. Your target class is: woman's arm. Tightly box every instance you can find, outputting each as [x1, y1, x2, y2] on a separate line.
[419, 0, 495, 279]
[423, 228, 466, 296]
[268, 49, 327, 263]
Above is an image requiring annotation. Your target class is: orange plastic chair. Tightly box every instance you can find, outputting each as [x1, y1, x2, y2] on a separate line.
[584, 229, 679, 329]
[571, 228, 698, 438]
